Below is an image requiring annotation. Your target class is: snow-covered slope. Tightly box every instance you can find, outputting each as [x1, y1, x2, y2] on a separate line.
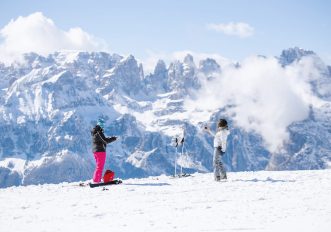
[0, 48, 331, 187]
[1, 170, 330, 232]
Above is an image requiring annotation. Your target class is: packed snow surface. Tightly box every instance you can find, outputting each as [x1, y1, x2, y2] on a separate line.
[1, 170, 330, 232]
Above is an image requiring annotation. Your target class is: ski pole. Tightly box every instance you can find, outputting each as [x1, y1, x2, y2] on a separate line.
[174, 138, 178, 177]
[180, 136, 185, 176]
[175, 146, 177, 177]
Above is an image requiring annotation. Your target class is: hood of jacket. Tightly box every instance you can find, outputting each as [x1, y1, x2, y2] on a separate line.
[91, 125, 103, 135]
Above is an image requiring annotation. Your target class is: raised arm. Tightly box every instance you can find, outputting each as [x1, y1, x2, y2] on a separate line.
[97, 131, 117, 144]
[204, 126, 215, 137]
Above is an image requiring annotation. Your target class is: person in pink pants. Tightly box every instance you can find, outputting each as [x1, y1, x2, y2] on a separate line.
[91, 118, 117, 183]
[93, 151, 106, 183]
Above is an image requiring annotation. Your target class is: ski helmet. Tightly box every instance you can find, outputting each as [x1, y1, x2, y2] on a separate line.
[218, 119, 228, 128]
[97, 118, 105, 129]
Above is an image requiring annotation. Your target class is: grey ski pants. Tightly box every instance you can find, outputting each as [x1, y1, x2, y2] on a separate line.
[213, 147, 226, 180]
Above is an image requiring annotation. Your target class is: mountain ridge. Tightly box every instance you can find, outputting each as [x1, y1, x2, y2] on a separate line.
[0, 48, 330, 188]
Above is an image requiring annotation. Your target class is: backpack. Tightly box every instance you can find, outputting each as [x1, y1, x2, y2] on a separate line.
[103, 169, 115, 183]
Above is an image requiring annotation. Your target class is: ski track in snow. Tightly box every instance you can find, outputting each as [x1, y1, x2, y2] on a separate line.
[1, 170, 330, 232]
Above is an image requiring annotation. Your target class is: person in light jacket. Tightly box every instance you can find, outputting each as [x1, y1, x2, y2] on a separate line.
[205, 119, 230, 181]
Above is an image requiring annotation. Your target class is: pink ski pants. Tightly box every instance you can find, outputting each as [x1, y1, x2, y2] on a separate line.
[93, 152, 106, 183]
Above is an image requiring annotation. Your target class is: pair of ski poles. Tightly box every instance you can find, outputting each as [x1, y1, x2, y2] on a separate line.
[174, 137, 185, 177]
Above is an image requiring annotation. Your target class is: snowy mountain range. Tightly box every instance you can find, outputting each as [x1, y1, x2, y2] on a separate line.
[0, 47, 330, 188]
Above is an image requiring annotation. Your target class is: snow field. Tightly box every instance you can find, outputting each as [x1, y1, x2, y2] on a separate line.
[0, 170, 330, 232]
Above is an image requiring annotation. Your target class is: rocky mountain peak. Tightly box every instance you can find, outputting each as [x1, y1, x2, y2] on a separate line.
[198, 58, 221, 75]
[279, 47, 316, 66]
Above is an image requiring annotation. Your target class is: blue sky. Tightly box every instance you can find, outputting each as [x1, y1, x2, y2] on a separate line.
[0, 0, 330, 64]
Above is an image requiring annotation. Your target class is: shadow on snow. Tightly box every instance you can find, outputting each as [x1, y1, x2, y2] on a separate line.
[123, 183, 171, 187]
[231, 177, 296, 183]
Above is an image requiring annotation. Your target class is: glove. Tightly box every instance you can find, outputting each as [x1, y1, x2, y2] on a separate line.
[107, 136, 117, 143]
[217, 146, 225, 153]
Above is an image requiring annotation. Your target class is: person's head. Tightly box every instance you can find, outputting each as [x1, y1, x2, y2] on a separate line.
[218, 119, 228, 129]
[97, 118, 105, 129]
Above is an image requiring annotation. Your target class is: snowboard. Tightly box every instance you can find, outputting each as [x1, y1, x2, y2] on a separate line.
[85, 179, 123, 188]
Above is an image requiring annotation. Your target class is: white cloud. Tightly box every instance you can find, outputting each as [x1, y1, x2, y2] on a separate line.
[320, 53, 331, 65]
[0, 12, 109, 64]
[207, 22, 254, 38]
[184, 56, 323, 153]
